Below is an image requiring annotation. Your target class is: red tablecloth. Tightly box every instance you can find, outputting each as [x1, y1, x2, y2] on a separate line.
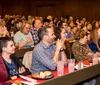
[0, 60, 91, 85]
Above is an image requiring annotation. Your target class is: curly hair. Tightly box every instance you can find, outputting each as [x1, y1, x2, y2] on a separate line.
[74, 29, 88, 40]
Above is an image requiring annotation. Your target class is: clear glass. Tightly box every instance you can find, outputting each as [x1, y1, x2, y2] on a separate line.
[93, 54, 98, 65]
[57, 61, 64, 76]
[68, 59, 75, 73]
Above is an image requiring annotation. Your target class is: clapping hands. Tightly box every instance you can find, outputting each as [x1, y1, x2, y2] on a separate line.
[26, 38, 32, 43]
[56, 39, 64, 51]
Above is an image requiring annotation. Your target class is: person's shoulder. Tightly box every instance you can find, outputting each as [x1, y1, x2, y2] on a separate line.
[0, 56, 3, 63]
[14, 31, 22, 37]
[72, 41, 80, 47]
[34, 42, 42, 50]
[15, 31, 21, 34]
[73, 40, 79, 45]
[33, 42, 46, 52]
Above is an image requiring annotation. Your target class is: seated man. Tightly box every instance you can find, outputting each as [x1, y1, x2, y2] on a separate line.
[0, 37, 31, 81]
[31, 27, 67, 73]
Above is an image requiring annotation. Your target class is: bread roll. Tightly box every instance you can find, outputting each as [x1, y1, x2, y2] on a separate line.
[44, 71, 51, 76]
[32, 73, 39, 78]
[39, 72, 46, 78]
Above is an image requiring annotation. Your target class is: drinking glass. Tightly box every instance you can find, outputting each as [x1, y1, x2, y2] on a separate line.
[68, 59, 75, 73]
[57, 61, 64, 76]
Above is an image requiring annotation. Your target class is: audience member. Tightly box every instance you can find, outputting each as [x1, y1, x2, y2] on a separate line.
[14, 23, 34, 49]
[31, 19, 42, 45]
[0, 37, 31, 80]
[72, 30, 93, 62]
[31, 26, 67, 73]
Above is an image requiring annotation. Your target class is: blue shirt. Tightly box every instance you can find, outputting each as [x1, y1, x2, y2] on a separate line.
[88, 41, 99, 53]
[31, 41, 56, 73]
[4, 60, 18, 76]
[66, 30, 72, 38]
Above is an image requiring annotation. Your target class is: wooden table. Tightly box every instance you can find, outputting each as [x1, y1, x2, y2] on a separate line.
[4, 61, 100, 85]
[11, 47, 33, 58]
[38, 63, 100, 85]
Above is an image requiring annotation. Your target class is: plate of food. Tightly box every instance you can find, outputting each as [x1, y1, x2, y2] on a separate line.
[32, 71, 54, 80]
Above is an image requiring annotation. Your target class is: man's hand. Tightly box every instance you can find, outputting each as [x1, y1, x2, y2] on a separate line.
[19, 67, 25, 74]
[11, 76, 17, 79]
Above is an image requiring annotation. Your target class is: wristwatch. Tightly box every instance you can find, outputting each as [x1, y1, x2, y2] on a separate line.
[60, 48, 64, 52]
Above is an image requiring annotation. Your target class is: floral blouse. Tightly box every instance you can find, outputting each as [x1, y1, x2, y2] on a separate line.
[72, 41, 93, 62]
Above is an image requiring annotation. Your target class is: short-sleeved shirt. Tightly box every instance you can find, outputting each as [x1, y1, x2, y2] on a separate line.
[14, 31, 34, 48]
[31, 41, 56, 73]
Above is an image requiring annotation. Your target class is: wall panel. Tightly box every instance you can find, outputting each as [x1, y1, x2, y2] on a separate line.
[0, 0, 100, 21]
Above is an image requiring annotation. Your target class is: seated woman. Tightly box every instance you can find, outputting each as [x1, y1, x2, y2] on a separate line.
[0, 37, 31, 82]
[14, 23, 34, 49]
[97, 28, 100, 49]
[0, 23, 9, 37]
[72, 29, 98, 85]
[54, 27, 68, 62]
[88, 32, 99, 53]
[72, 29, 94, 62]
[54, 27, 74, 59]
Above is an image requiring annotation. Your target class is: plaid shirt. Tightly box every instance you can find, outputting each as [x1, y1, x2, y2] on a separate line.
[31, 41, 56, 73]
[30, 28, 40, 45]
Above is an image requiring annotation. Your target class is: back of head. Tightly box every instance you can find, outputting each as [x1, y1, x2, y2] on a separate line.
[47, 15, 52, 21]
[43, 19, 50, 24]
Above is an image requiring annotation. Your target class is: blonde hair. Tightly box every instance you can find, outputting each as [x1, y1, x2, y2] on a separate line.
[0, 23, 5, 28]
[20, 22, 31, 32]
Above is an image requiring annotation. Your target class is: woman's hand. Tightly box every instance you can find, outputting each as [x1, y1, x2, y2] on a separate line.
[56, 39, 64, 51]
[27, 38, 32, 43]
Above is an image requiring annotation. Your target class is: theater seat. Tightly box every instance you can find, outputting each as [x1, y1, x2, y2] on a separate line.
[22, 51, 32, 71]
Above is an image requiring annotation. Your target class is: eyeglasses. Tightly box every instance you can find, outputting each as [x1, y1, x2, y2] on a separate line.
[86, 33, 90, 36]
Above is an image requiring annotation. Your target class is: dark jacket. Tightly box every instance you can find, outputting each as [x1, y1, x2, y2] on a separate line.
[3, 56, 31, 80]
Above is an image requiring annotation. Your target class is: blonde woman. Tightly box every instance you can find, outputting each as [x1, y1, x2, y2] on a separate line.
[14, 23, 34, 49]
[0, 23, 9, 37]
